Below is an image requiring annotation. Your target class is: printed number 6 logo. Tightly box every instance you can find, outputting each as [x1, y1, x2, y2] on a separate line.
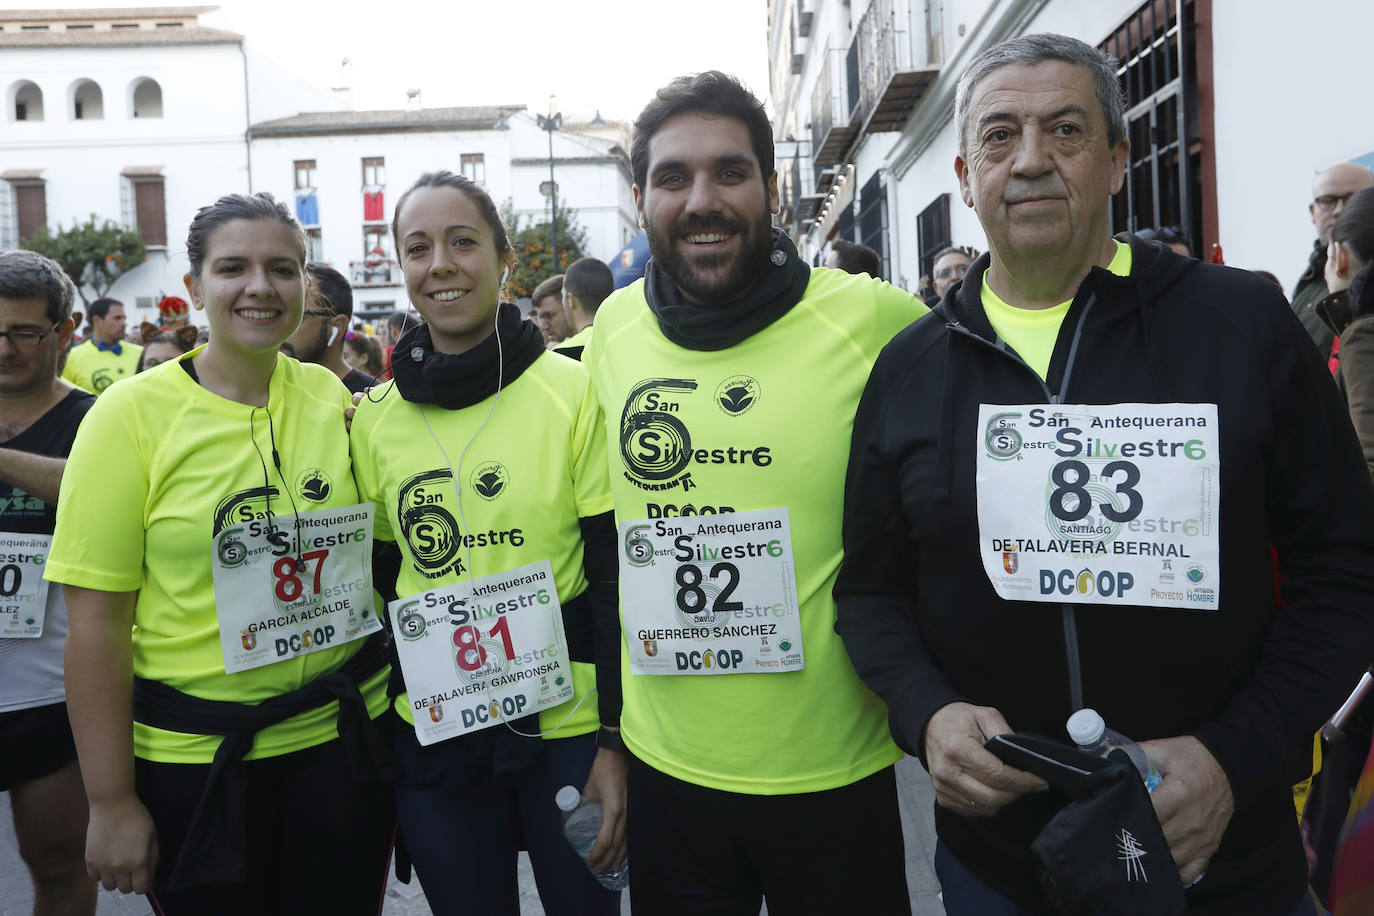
[624, 524, 654, 567]
[397, 606, 427, 641]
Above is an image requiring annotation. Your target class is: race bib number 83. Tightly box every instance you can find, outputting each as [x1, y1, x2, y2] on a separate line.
[977, 403, 1220, 610]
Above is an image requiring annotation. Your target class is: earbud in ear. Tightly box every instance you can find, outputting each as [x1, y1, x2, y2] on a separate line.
[326, 326, 339, 347]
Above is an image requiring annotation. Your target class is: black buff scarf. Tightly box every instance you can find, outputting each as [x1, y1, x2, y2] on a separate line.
[644, 228, 812, 351]
[390, 302, 546, 409]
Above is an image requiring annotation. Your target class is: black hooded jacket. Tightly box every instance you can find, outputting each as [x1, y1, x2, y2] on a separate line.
[834, 237, 1374, 914]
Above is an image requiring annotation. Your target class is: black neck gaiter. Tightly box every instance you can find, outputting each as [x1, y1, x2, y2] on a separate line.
[391, 303, 545, 409]
[644, 228, 811, 351]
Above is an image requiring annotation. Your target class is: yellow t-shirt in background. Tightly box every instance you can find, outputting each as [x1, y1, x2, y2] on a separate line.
[62, 339, 142, 395]
[982, 240, 1133, 380]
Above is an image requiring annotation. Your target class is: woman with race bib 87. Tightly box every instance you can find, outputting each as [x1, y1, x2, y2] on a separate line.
[49, 193, 394, 914]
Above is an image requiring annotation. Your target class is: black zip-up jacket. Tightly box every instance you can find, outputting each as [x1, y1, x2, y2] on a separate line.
[835, 238, 1374, 914]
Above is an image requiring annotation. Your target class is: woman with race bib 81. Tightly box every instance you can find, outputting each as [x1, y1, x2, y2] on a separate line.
[350, 170, 625, 914]
[49, 193, 395, 914]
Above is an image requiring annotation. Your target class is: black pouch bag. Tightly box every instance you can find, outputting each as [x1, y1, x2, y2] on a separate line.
[986, 732, 1187, 916]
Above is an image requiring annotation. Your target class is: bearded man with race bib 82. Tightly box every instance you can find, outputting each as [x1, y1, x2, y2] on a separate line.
[834, 33, 1374, 916]
[583, 71, 926, 914]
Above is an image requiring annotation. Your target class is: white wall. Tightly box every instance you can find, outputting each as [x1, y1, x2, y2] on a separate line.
[250, 128, 515, 308]
[242, 42, 348, 126]
[1, 43, 253, 316]
[1212, 0, 1374, 290]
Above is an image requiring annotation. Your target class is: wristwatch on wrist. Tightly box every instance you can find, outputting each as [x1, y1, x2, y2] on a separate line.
[595, 726, 626, 752]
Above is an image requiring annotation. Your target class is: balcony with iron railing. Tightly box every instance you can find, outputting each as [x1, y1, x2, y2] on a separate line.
[810, 46, 861, 167]
[854, 0, 940, 136]
[777, 138, 821, 224]
[350, 257, 400, 287]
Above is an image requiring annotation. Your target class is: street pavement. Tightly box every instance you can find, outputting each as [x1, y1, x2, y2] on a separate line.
[1, 756, 945, 915]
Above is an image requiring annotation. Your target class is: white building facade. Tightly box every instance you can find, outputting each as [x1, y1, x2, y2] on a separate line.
[2, 6, 635, 324]
[770, 0, 1374, 295]
[1, 6, 263, 317]
[249, 108, 636, 316]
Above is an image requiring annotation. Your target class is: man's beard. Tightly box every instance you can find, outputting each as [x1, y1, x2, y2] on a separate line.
[294, 321, 331, 364]
[645, 205, 774, 304]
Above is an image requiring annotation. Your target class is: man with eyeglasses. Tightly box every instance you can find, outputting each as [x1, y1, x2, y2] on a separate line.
[1292, 163, 1374, 355]
[61, 297, 139, 396]
[0, 249, 98, 916]
[930, 245, 977, 302]
[285, 262, 377, 393]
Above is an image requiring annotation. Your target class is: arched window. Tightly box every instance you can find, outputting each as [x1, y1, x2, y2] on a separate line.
[130, 77, 163, 118]
[71, 79, 103, 120]
[9, 81, 44, 122]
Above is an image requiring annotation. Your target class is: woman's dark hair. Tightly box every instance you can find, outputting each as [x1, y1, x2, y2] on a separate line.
[1333, 187, 1374, 309]
[630, 71, 773, 192]
[390, 171, 511, 261]
[136, 327, 197, 372]
[185, 192, 305, 279]
[344, 330, 384, 375]
[1332, 187, 1374, 266]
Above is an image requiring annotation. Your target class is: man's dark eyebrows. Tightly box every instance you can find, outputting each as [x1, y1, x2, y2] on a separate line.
[975, 110, 1019, 132]
[649, 159, 687, 179]
[650, 154, 756, 177]
[1042, 105, 1091, 123]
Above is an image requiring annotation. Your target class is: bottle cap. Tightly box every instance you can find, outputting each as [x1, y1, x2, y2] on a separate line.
[555, 785, 581, 812]
[1066, 708, 1106, 746]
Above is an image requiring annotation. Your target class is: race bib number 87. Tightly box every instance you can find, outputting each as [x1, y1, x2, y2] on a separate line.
[212, 504, 380, 672]
[976, 403, 1220, 610]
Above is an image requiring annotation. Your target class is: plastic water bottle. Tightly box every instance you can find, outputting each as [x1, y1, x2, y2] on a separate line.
[1066, 708, 1164, 792]
[555, 785, 629, 891]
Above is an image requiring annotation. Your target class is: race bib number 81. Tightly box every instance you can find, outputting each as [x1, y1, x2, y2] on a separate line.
[977, 404, 1219, 610]
[389, 559, 573, 747]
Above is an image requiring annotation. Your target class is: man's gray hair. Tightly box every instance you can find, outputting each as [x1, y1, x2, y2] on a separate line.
[954, 33, 1127, 158]
[0, 249, 76, 325]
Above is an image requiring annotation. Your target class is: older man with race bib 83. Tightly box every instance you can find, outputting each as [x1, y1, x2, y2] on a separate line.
[835, 33, 1374, 916]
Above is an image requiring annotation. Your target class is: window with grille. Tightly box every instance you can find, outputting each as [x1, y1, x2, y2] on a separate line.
[1100, 0, 1205, 253]
[916, 193, 951, 284]
[858, 172, 888, 279]
[294, 160, 316, 190]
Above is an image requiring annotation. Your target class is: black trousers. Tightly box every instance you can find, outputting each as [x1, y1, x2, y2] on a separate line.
[136, 737, 395, 916]
[626, 754, 911, 915]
